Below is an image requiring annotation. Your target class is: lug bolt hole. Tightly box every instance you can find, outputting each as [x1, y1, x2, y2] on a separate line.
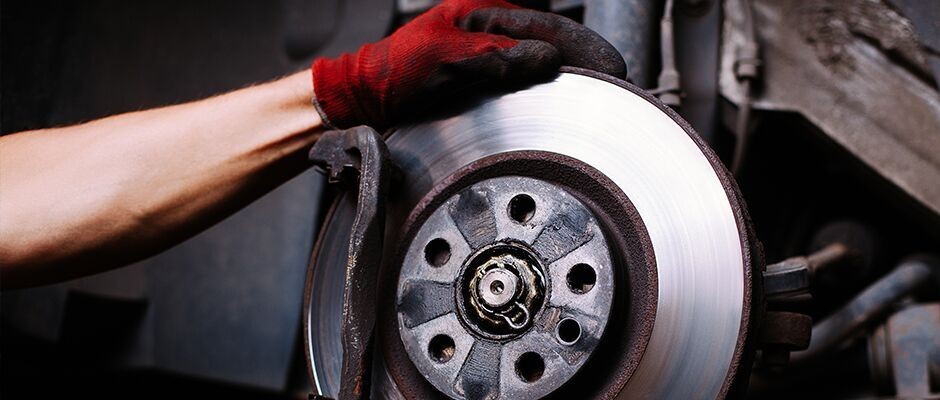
[556, 318, 582, 345]
[428, 335, 455, 363]
[515, 352, 545, 383]
[508, 194, 536, 224]
[566, 263, 596, 294]
[424, 238, 451, 267]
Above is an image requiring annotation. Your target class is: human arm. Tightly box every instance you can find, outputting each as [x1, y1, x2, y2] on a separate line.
[0, 72, 323, 288]
[0, 0, 626, 289]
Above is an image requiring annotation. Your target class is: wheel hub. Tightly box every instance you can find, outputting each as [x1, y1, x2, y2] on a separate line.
[396, 176, 616, 399]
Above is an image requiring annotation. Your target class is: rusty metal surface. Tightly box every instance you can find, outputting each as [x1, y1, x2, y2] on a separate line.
[763, 258, 813, 300]
[376, 151, 658, 400]
[720, 0, 940, 217]
[760, 311, 812, 350]
[764, 242, 851, 301]
[886, 0, 940, 83]
[795, 1, 932, 79]
[760, 243, 855, 369]
[759, 311, 812, 369]
[868, 303, 940, 399]
[393, 175, 617, 399]
[792, 258, 935, 364]
[308, 127, 393, 400]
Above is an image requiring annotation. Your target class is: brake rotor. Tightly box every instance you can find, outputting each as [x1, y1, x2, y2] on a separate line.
[304, 69, 759, 399]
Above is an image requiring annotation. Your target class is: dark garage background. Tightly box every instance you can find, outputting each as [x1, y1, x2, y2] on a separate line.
[1, 0, 391, 398]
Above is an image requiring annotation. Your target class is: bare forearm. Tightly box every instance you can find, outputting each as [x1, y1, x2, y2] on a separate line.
[0, 71, 323, 288]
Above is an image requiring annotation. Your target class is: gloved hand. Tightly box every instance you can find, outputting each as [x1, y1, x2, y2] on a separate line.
[311, 0, 626, 130]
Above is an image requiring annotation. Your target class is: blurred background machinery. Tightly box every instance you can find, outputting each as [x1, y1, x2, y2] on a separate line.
[2, 0, 938, 399]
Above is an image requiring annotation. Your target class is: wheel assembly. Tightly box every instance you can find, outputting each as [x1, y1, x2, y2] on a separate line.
[304, 69, 759, 399]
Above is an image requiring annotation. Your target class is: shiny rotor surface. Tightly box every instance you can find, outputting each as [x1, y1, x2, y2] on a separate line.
[307, 72, 747, 399]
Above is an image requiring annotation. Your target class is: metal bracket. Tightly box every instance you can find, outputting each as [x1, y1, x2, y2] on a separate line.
[759, 242, 851, 368]
[308, 126, 392, 400]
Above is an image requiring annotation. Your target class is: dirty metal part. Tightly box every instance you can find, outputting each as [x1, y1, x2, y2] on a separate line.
[763, 242, 850, 301]
[763, 258, 812, 300]
[673, 0, 722, 144]
[869, 303, 940, 399]
[759, 311, 812, 369]
[796, 0, 933, 81]
[760, 242, 851, 369]
[652, 0, 682, 107]
[727, 0, 761, 176]
[378, 150, 658, 400]
[806, 242, 850, 275]
[396, 176, 615, 399]
[886, 0, 940, 83]
[792, 257, 936, 364]
[307, 126, 392, 400]
[454, 242, 548, 339]
[721, 0, 940, 216]
[810, 220, 878, 288]
[546, 0, 722, 142]
[730, 0, 760, 83]
[305, 70, 758, 399]
[584, 0, 657, 87]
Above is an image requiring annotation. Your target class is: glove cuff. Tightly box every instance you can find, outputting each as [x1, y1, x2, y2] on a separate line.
[311, 55, 367, 130]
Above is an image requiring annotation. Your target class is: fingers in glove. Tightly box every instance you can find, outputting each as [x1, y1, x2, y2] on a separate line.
[423, 39, 560, 104]
[451, 38, 561, 84]
[461, 8, 627, 79]
[393, 38, 560, 126]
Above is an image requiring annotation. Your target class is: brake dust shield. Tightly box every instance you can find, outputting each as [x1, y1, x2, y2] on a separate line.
[303, 68, 759, 400]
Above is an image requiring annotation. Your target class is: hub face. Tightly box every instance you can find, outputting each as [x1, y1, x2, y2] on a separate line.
[396, 176, 616, 399]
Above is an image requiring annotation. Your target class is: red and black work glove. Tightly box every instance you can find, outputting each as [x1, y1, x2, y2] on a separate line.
[311, 0, 626, 130]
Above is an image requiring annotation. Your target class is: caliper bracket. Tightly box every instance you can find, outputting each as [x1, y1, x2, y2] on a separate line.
[308, 126, 392, 400]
